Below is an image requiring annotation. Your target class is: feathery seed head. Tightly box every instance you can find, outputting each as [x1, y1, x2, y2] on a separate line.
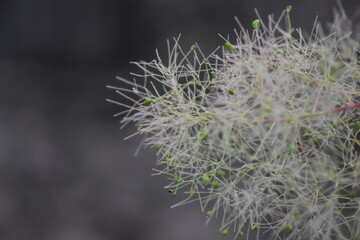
[110, 5, 360, 240]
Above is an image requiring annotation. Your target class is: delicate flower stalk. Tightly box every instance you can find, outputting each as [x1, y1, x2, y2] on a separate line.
[109, 4, 360, 240]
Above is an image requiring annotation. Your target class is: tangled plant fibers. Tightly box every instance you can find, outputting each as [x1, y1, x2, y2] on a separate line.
[108, 5, 360, 240]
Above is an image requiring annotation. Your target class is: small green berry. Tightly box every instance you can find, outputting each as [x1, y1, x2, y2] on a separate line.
[224, 42, 235, 52]
[312, 137, 319, 145]
[137, 125, 143, 132]
[143, 98, 154, 106]
[228, 88, 234, 95]
[201, 174, 211, 184]
[155, 144, 162, 151]
[189, 187, 195, 197]
[217, 170, 226, 177]
[173, 175, 179, 183]
[200, 132, 209, 141]
[303, 131, 311, 137]
[206, 211, 213, 217]
[288, 144, 297, 153]
[250, 223, 259, 231]
[333, 210, 341, 216]
[190, 44, 197, 51]
[282, 224, 294, 233]
[252, 19, 260, 29]
[212, 181, 220, 189]
[354, 121, 360, 131]
[229, 135, 236, 143]
[165, 151, 172, 159]
[237, 230, 244, 236]
[221, 228, 229, 236]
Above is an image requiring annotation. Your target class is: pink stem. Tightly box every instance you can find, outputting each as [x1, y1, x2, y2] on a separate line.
[332, 103, 360, 113]
[262, 103, 360, 123]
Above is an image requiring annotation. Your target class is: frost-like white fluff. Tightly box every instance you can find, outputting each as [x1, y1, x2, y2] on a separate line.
[109, 5, 360, 240]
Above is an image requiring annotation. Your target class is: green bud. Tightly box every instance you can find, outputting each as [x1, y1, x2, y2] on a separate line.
[252, 19, 260, 29]
[165, 151, 172, 159]
[229, 135, 236, 143]
[137, 125, 143, 132]
[288, 144, 297, 153]
[212, 181, 220, 189]
[262, 105, 271, 113]
[217, 170, 226, 177]
[224, 42, 235, 52]
[201, 174, 211, 184]
[221, 228, 229, 236]
[189, 187, 195, 197]
[206, 211, 213, 217]
[312, 137, 319, 145]
[333, 210, 341, 216]
[354, 121, 360, 131]
[295, 211, 301, 220]
[250, 223, 259, 231]
[287, 119, 296, 125]
[276, 49, 285, 55]
[228, 88, 235, 95]
[332, 120, 339, 128]
[173, 175, 179, 183]
[200, 132, 209, 141]
[237, 230, 244, 236]
[286, 5, 292, 13]
[143, 98, 154, 106]
[303, 131, 311, 137]
[282, 224, 293, 233]
[190, 44, 197, 51]
[155, 144, 162, 151]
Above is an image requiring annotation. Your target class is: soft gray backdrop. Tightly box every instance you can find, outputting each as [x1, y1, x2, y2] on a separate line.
[0, 0, 358, 239]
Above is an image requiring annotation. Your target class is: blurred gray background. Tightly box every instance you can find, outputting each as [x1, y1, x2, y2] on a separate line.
[0, 0, 358, 239]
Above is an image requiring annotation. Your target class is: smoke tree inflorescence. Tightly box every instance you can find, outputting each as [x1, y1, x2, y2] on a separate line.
[109, 5, 360, 240]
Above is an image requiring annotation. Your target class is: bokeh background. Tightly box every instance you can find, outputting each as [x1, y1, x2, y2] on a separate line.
[0, 0, 358, 239]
